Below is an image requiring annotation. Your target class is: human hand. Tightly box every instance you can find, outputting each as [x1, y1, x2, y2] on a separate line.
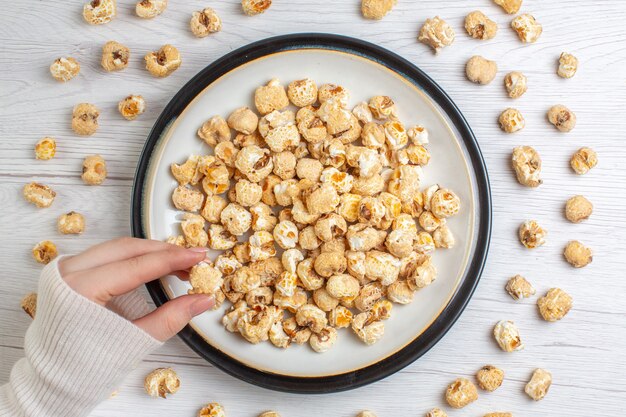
[58, 237, 215, 342]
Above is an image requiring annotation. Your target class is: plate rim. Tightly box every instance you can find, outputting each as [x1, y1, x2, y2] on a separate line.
[131, 32, 492, 394]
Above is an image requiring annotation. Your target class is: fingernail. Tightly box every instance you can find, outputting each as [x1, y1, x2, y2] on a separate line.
[188, 247, 210, 253]
[190, 296, 215, 316]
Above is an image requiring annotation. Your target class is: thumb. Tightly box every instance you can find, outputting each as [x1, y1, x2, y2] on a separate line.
[133, 294, 215, 342]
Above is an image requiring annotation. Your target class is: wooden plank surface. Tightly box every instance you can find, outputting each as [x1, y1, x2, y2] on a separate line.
[1, 1, 625, 416]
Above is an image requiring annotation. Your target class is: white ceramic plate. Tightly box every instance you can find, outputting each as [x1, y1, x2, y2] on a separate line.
[132, 34, 491, 393]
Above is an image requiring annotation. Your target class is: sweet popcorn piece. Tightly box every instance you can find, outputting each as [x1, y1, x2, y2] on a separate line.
[547, 104, 576, 132]
[101, 41, 130, 72]
[190, 8, 222, 37]
[361, 0, 396, 20]
[188, 261, 223, 296]
[314, 251, 347, 278]
[236, 145, 273, 182]
[32, 241, 58, 264]
[476, 365, 504, 392]
[356, 411, 377, 417]
[235, 179, 263, 207]
[136, 0, 167, 18]
[208, 224, 237, 251]
[144, 368, 180, 398]
[493, 320, 524, 352]
[352, 312, 385, 345]
[418, 16, 455, 53]
[198, 116, 231, 147]
[181, 213, 208, 247]
[72, 103, 99, 136]
[493, 0, 522, 14]
[558, 52, 578, 78]
[118, 95, 146, 120]
[563, 240, 592, 268]
[242, 0, 272, 16]
[81, 155, 107, 185]
[570, 147, 597, 175]
[50, 57, 80, 82]
[273, 220, 299, 249]
[220, 203, 252, 236]
[198, 403, 226, 417]
[519, 220, 546, 249]
[426, 409, 447, 417]
[565, 195, 592, 223]
[34, 137, 56, 160]
[172, 185, 204, 212]
[511, 14, 542, 43]
[504, 71, 528, 98]
[466, 56, 498, 85]
[538, 288, 573, 321]
[259, 411, 280, 417]
[369, 96, 397, 121]
[505, 275, 535, 300]
[309, 326, 338, 353]
[445, 378, 478, 408]
[83, 0, 116, 25]
[465, 11, 498, 40]
[23, 183, 56, 208]
[430, 188, 460, 219]
[512, 146, 542, 187]
[433, 224, 455, 249]
[361, 122, 386, 149]
[21, 293, 37, 319]
[318, 84, 350, 107]
[288, 78, 317, 107]
[145, 45, 181, 77]
[499, 108, 525, 133]
[255, 79, 289, 115]
[525, 369, 552, 401]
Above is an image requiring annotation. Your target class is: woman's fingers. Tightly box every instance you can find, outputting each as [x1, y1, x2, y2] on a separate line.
[65, 246, 208, 305]
[59, 237, 173, 275]
[133, 294, 215, 342]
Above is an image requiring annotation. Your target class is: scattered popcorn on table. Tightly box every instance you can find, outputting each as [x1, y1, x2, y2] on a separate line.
[504, 71, 527, 98]
[547, 104, 576, 132]
[144, 367, 180, 398]
[465, 11, 498, 40]
[558, 52, 578, 78]
[35, 137, 56, 160]
[118, 95, 146, 120]
[83, 0, 116, 25]
[525, 368, 552, 401]
[518, 220, 546, 249]
[498, 108, 525, 133]
[511, 146, 542, 187]
[563, 240, 592, 268]
[511, 14, 542, 43]
[538, 288, 573, 321]
[476, 365, 504, 392]
[72, 103, 99, 136]
[50, 57, 80, 82]
[101, 41, 130, 72]
[505, 275, 535, 300]
[242, 0, 271, 16]
[361, 0, 396, 20]
[136, 0, 167, 19]
[145, 45, 181, 77]
[58, 211, 86, 235]
[32, 240, 58, 264]
[565, 195, 592, 223]
[570, 147, 597, 175]
[493, 0, 522, 14]
[20, 293, 37, 319]
[418, 17, 455, 53]
[23, 182, 56, 208]
[445, 377, 478, 408]
[466, 56, 498, 85]
[493, 320, 524, 352]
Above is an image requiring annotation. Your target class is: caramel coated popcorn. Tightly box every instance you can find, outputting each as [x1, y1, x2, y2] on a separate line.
[570, 147, 597, 175]
[72, 103, 99, 136]
[511, 14, 542, 43]
[538, 288, 572, 321]
[466, 56, 498, 84]
[476, 365, 504, 392]
[50, 57, 80, 82]
[519, 220, 546, 249]
[558, 52, 578, 78]
[166, 79, 462, 352]
[118, 95, 146, 120]
[81, 155, 107, 185]
[361, 0, 396, 20]
[242, 0, 271, 15]
[418, 17, 455, 53]
[445, 378, 478, 408]
[565, 195, 592, 223]
[101, 41, 130, 72]
[21, 293, 37, 319]
[563, 240, 592, 268]
[199, 403, 226, 417]
[83, 0, 116, 25]
[505, 275, 535, 300]
[499, 108, 525, 133]
[494, 0, 521, 14]
[35, 137, 56, 160]
[504, 71, 527, 98]
[32, 240, 58, 264]
[493, 320, 524, 352]
[145, 45, 181, 77]
[512, 146, 542, 187]
[23, 182, 56, 208]
[136, 0, 167, 19]
[465, 11, 498, 40]
[547, 104, 576, 132]
[190, 8, 222, 37]
[426, 409, 447, 417]
[58, 211, 85, 235]
[525, 368, 552, 401]
[144, 368, 180, 398]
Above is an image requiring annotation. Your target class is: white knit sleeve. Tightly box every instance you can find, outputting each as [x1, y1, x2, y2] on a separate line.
[0, 258, 163, 417]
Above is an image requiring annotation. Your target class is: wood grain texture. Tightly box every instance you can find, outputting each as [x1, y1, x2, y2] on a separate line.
[1, 1, 626, 416]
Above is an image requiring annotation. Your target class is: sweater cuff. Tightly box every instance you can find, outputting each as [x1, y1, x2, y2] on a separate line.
[8, 257, 162, 417]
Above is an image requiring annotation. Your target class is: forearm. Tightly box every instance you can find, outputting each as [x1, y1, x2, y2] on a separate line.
[0, 259, 162, 417]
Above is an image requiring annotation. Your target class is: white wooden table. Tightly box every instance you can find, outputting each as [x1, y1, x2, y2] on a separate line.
[1, 1, 625, 416]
